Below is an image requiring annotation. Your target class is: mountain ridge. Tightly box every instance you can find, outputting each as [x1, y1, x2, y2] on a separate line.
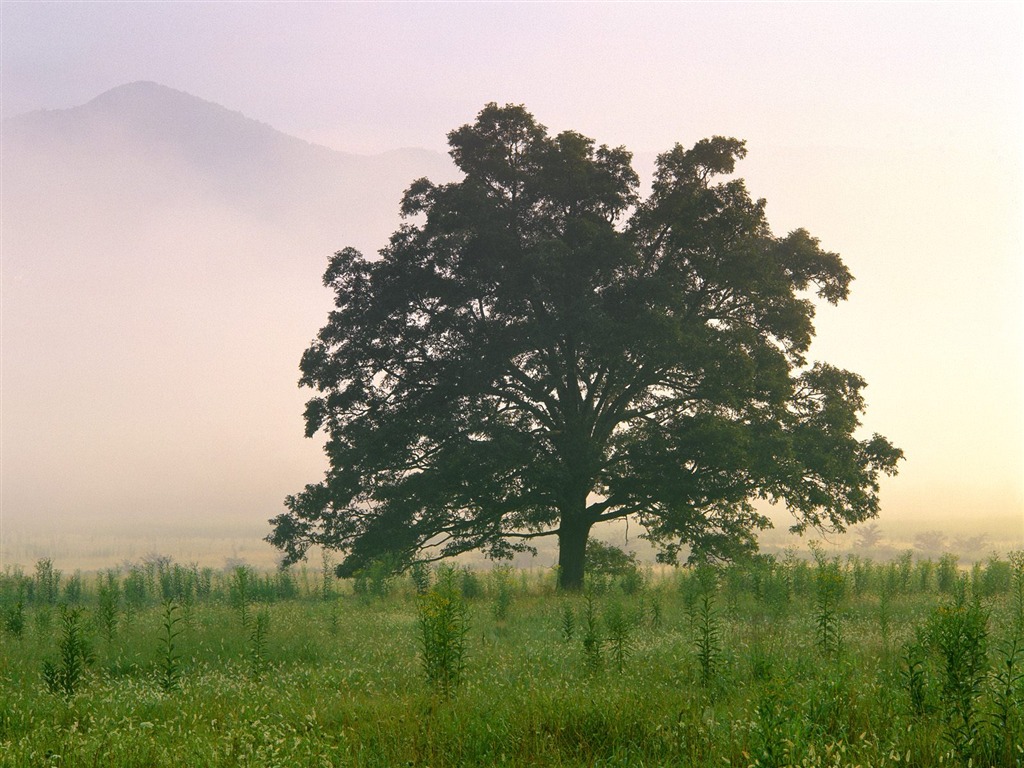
[3, 80, 457, 242]
[3, 80, 418, 163]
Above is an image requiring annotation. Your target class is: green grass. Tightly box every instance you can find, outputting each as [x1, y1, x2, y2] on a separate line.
[1, 553, 1022, 767]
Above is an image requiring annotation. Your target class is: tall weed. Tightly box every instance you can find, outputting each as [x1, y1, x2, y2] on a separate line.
[417, 567, 469, 697]
[42, 606, 93, 698]
[928, 584, 989, 763]
[157, 599, 183, 693]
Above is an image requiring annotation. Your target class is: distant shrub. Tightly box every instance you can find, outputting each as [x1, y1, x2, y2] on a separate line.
[274, 567, 299, 601]
[351, 555, 398, 600]
[585, 539, 639, 579]
[34, 558, 61, 605]
[680, 561, 719, 619]
[2, 600, 25, 638]
[123, 566, 148, 609]
[847, 554, 872, 596]
[460, 568, 483, 599]
[916, 558, 935, 592]
[897, 550, 914, 593]
[62, 572, 83, 604]
[787, 554, 813, 598]
[937, 553, 959, 594]
[490, 566, 513, 622]
[981, 556, 1012, 596]
[586, 538, 645, 595]
[410, 562, 431, 595]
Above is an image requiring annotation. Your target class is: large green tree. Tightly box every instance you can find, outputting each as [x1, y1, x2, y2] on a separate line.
[268, 104, 902, 590]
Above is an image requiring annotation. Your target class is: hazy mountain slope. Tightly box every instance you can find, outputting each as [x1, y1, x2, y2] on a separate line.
[1, 82, 455, 553]
[4, 81, 453, 250]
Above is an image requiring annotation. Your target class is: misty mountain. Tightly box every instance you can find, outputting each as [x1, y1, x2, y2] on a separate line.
[4, 80, 454, 249]
[1, 82, 456, 545]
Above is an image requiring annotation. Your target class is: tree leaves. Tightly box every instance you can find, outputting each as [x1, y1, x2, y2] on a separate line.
[267, 103, 902, 583]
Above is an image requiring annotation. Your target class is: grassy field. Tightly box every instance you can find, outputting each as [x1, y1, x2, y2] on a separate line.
[1, 549, 1022, 767]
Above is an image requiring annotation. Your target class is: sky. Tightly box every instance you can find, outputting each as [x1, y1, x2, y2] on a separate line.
[3, 3, 1020, 156]
[1, 2, 1022, 566]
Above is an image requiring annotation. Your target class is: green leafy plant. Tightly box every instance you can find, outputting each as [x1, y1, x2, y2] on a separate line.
[878, 577, 893, 649]
[559, 602, 576, 642]
[352, 555, 397, 601]
[896, 549, 914, 594]
[580, 590, 603, 674]
[845, 554, 867, 596]
[682, 562, 718, 622]
[695, 592, 722, 687]
[989, 635, 1022, 766]
[410, 561, 431, 596]
[97, 570, 121, 643]
[60, 572, 83, 605]
[1010, 550, 1024, 631]
[416, 567, 469, 697]
[752, 679, 791, 768]
[326, 599, 341, 635]
[603, 601, 634, 673]
[586, 538, 644, 594]
[902, 631, 930, 717]
[42, 606, 93, 699]
[320, 550, 335, 601]
[937, 552, 959, 594]
[812, 548, 844, 658]
[491, 565, 513, 623]
[460, 568, 483, 599]
[2, 600, 25, 638]
[928, 586, 989, 764]
[157, 599, 183, 693]
[759, 559, 791, 618]
[34, 558, 62, 605]
[646, 590, 663, 630]
[916, 557, 934, 592]
[229, 565, 253, 629]
[122, 566, 147, 621]
[249, 608, 270, 677]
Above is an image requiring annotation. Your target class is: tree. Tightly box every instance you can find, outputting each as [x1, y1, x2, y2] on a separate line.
[914, 530, 948, 555]
[267, 103, 903, 590]
[854, 522, 884, 550]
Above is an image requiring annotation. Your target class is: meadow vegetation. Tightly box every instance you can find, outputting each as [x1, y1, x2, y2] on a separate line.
[1, 548, 1022, 767]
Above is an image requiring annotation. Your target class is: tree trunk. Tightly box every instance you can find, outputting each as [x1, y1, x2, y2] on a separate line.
[557, 517, 593, 591]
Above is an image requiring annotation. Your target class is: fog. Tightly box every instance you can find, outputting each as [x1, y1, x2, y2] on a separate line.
[2, 83, 459, 568]
[2, 23, 1022, 570]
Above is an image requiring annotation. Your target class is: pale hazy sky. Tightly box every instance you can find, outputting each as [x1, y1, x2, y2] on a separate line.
[4, 3, 1020, 155]
[2, 2, 1022, 563]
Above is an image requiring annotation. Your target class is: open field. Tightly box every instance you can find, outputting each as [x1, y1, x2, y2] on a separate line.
[1, 551, 1022, 767]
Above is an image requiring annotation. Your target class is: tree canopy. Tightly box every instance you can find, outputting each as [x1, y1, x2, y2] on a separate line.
[267, 103, 902, 590]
